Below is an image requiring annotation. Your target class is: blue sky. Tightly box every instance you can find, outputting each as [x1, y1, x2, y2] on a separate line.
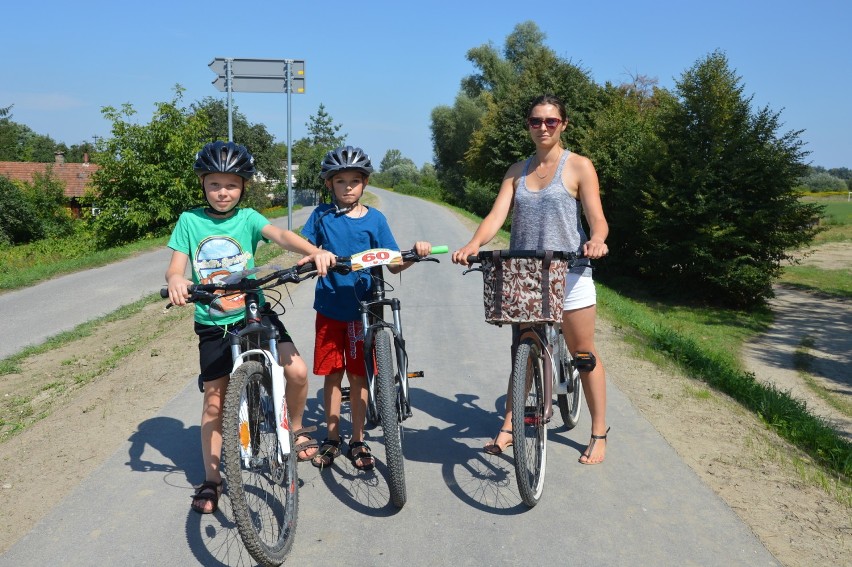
[4, 1, 850, 170]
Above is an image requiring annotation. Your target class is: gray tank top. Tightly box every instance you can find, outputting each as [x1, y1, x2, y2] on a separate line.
[509, 150, 591, 275]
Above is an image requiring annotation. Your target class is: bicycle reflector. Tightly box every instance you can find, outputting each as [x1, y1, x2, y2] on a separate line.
[573, 351, 597, 372]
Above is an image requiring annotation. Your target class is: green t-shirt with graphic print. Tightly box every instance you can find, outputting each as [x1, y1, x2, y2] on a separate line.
[167, 207, 270, 326]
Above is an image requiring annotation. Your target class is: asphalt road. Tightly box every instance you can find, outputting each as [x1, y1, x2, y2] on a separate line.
[0, 187, 779, 566]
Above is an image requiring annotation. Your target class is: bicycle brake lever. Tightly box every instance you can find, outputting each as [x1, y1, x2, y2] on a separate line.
[462, 266, 485, 275]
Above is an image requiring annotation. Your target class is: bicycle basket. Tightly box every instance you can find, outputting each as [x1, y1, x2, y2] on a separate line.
[478, 250, 568, 325]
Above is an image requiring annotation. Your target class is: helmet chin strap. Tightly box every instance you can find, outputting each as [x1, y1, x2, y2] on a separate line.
[333, 201, 358, 216]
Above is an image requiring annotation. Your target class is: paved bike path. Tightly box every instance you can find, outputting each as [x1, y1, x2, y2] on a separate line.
[0, 208, 316, 360]
[0, 189, 779, 566]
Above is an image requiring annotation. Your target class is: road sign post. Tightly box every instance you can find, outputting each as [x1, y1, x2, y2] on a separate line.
[208, 57, 306, 229]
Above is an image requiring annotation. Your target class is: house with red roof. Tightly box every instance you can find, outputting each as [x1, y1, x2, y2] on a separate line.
[0, 152, 98, 217]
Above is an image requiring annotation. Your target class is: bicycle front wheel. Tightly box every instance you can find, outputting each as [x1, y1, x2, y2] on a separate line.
[511, 338, 547, 507]
[555, 332, 583, 430]
[222, 361, 297, 566]
[375, 329, 407, 508]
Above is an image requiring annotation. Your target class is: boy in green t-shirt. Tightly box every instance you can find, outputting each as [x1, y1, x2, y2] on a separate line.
[165, 141, 335, 514]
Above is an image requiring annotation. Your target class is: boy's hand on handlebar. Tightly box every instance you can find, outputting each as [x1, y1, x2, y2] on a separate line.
[300, 250, 336, 276]
[413, 241, 432, 258]
[582, 239, 609, 260]
[452, 243, 479, 265]
[166, 275, 192, 306]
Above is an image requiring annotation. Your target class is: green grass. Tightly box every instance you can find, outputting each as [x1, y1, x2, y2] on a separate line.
[780, 265, 852, 298]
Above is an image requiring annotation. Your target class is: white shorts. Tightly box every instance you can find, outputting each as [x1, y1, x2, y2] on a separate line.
[563, 273, 596, 311]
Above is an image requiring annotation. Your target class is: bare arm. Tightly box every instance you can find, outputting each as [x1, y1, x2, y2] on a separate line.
[261, 224, 336, 275]
[572, 156, 609, 259]
[165, 250, 191, 306]
[451, 162, 522, 265]
[387, 241, 432, 274]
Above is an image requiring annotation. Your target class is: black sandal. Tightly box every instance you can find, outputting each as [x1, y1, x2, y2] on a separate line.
[191, 480, 222, 514]
[347, 441, 375, 471]
[484, 428, 513, 455]
[311, 438, 341, 469]
[579, 426, 611, 465]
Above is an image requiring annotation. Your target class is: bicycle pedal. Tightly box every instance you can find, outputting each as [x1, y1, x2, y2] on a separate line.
[341, 386, 351, 402]
[573, 351, 597, 372]
[407, 371, 424, 378]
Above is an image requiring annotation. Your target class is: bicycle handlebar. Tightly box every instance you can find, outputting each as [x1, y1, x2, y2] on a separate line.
[465, 249, 581, 265]
[161, 245, 448, 305]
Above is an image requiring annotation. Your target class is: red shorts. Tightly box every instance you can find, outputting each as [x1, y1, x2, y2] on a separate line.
[313, 312, 365, 376]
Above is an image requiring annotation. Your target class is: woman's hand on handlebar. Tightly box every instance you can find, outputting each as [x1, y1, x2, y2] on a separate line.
[582, 238, 609, 260]
[299, 249, 337, 277]
[452, 242, 480, 266]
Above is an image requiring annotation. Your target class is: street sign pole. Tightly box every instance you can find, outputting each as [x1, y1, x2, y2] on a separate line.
[226, 59, 234, 142]
[285, 60, 294, 229]
[208, 57, 306, 229]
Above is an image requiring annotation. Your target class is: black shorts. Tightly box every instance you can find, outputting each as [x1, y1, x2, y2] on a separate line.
[195, 305, 293, 383]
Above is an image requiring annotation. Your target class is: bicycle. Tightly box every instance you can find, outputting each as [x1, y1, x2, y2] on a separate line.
[161, 259, 346, 567]
[463, 250, 593, 507]
[339, 245, 447, 508]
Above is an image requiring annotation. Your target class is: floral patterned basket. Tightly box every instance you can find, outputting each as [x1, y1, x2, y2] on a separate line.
[478, 250, 569, 325]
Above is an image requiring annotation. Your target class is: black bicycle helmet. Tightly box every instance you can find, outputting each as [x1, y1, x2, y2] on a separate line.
[320, 145, 374, 180]
[194, 141, 256, 180]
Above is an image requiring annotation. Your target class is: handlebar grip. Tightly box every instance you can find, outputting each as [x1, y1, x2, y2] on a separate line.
[466, 255, 480, 264]
[160, 288, 169, 298]
[429, 245, 449, 255]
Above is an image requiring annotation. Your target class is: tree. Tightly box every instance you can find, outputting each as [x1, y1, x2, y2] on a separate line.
[291, 104, 346, 203]
[379, 149, 406, 172]
[797, 171, 847, 192]
[430, 94, 485, 203]
[633, 51, 822, 307]
[190, 97, 278, 180]
[19, 167, 75, 239]
[0, 175, 41, 244]
[88, 86, 208, 247]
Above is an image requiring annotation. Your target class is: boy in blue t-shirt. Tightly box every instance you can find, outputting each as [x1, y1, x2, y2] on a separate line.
[165, 141, 335, 514]
[302, 146, 430, 470]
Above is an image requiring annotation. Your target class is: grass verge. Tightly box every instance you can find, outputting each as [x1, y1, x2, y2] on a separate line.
[598, 284, 852, 481]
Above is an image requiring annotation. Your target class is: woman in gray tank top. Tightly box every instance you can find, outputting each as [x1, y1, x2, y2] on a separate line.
[452, 94, 611, 465]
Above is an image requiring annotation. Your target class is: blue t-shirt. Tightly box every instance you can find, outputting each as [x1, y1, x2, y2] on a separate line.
[167, 207, 270, 326]
[302, 205, 398, 322]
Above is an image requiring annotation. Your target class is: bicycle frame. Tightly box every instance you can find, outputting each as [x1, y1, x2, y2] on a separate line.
[512, 323, 559, 422]
[361, 266, 411, 423]
[228, 290, 291, 456]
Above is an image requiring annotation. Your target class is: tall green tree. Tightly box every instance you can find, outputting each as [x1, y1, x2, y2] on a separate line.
[292, 104, 346, 203]
[636, 51, 821, 307]
[190, 97, 278, 179]
[89, 86, 208, 247]
[430, 94, 485, 203]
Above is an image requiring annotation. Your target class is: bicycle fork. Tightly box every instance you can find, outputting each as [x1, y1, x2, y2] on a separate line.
[513, 325, 557, 422]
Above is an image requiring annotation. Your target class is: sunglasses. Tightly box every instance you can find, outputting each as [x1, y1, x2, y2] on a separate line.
[527, 117, 563, 129]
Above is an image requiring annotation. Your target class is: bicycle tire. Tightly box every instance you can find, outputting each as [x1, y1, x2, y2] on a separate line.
[511, 338, 547, 507]
[374, 329, 407, 508]
[555, 333, 583, 430]
[222, 361, 298, 566]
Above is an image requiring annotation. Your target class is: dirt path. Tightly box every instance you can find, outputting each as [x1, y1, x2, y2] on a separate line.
[0, 246, 850, 566]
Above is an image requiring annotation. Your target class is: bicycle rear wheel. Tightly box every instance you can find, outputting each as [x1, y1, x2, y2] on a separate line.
[374, 329, 407, 508]
[555, 332, 583, 430]
[223, 361, 297, 566]
[511, 338, 547, 507]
